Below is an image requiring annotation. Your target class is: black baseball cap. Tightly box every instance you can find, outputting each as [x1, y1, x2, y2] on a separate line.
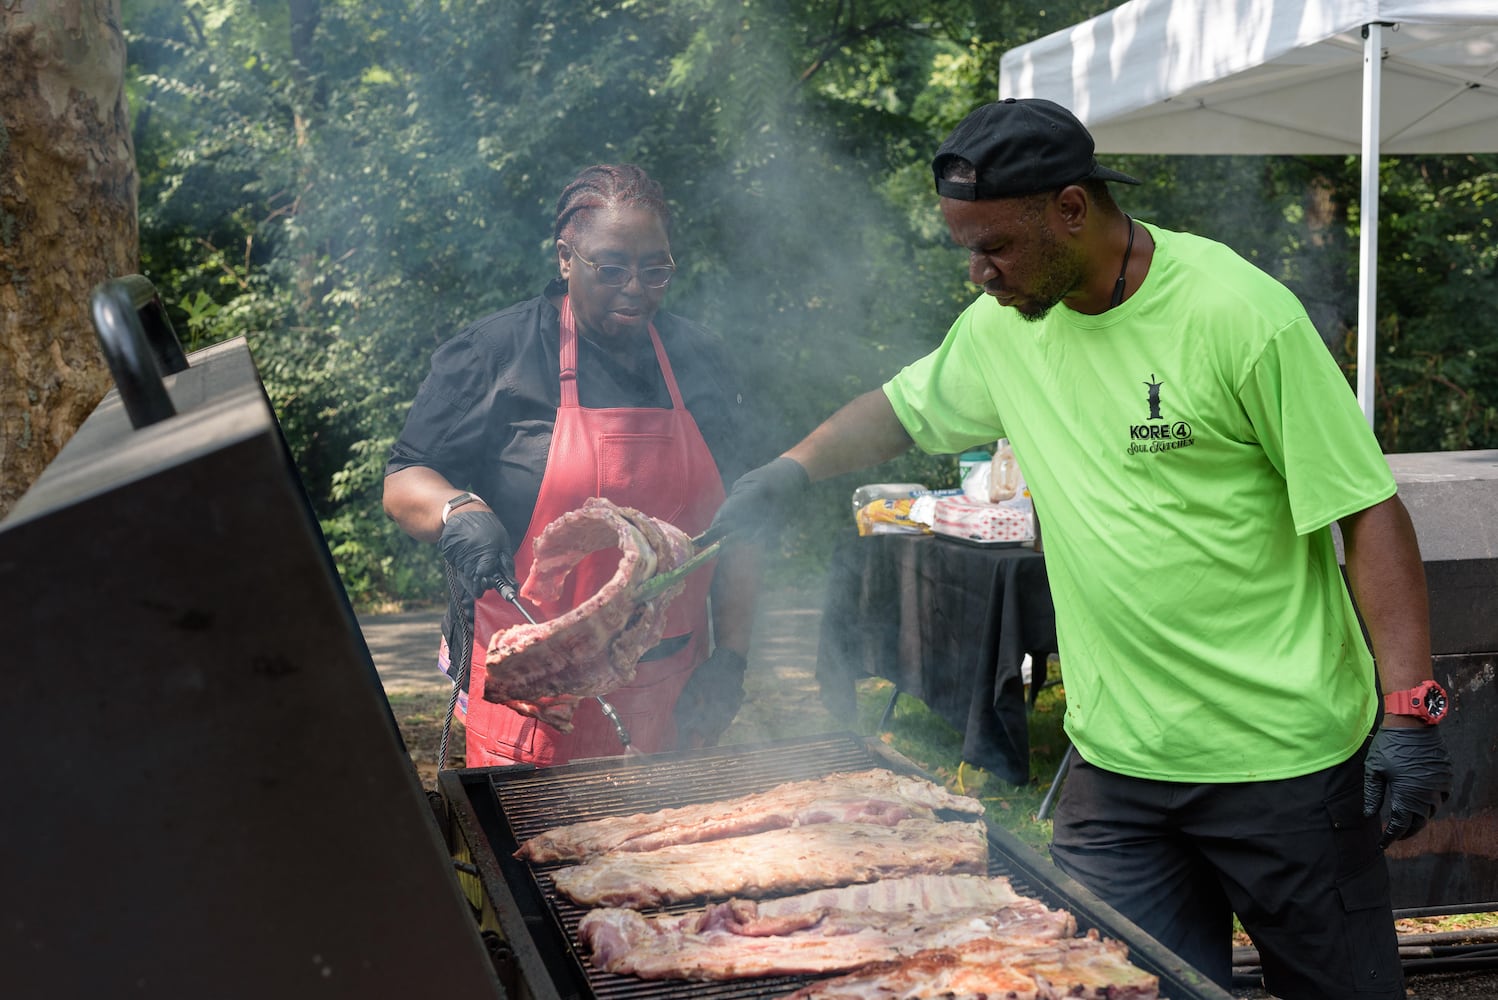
[932, 98, 1141, 200]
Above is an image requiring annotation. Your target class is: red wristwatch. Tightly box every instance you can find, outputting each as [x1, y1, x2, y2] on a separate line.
[1383, 679, 1449, 725]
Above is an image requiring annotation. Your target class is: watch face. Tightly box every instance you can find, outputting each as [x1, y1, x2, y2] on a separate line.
[1387, 680, 1449, 723]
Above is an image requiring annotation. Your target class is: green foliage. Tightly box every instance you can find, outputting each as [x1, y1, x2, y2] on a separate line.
[1371, 157, 1498, 451]
[1110, 151, 1498, 453]
[125, 0, 1494, 609]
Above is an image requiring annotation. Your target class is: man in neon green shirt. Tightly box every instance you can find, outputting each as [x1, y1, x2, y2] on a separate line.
[709, 99, 1452, 999]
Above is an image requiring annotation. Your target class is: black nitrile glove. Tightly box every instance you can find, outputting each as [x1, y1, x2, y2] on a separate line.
[1362, 726, 1454, 849]
[674, 648, 749, 750]
[438, 509, 516, 601]
[705, 457, 810, 546]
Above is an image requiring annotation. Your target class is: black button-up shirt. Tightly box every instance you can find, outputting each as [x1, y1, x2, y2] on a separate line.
[387, 284, 754, 544]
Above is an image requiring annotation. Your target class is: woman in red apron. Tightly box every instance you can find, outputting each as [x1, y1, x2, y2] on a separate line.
[384, 164, 757, 766]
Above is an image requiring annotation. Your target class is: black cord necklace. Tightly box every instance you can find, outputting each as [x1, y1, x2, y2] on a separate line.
[1109, 214, 1136, 309]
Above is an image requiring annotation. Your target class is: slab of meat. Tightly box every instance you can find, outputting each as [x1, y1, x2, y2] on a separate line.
[778, 931, 1159, 1000]
[794, 934, 1160, 999]
[579, 874, 1076, 981]
[784, 949, 1041, 1000]
[481, 498, 694, 730]
[1002, 933, 1160, 1000]
[515, 768, 985, 863]
[549, 818, 989, 909]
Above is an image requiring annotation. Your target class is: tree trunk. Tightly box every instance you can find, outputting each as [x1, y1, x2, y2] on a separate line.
[0, 0, 137, 519]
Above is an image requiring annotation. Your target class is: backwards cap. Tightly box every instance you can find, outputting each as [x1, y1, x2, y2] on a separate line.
[933, 98, 1140, 200]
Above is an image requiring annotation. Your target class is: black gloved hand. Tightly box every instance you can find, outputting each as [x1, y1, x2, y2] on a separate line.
[438, 509, 516, 601]
[674, 648, 749, 750]
[1362, 725, 1454, 849]
[705, 457, 810, 546]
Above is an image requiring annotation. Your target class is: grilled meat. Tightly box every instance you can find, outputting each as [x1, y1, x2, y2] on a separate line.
[482, 498, 693, 730]
[579, 874, 1075, 981]
[777, 931, 1159, 1000]
[550, 818, 989, 909]
[515, 768, 984, 864]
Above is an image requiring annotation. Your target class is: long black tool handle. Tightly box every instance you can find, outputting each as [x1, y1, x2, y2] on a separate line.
[498, 579, 537, 624]
[438, 562, 475, 769]
[691, 522, 733, 550]
[89, 275, 188, 429]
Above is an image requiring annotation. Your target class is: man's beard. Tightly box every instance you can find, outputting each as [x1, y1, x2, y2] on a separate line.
[1010, 227, 1086, 322]
[1014, 298, 1059, 323]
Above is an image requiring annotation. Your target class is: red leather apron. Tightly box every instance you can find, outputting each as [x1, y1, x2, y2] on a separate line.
[464, 297, 725, 766]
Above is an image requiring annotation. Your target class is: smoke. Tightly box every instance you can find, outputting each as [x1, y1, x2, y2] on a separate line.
[125, 2, 983, 616]
[1115, 152, 1354, 350]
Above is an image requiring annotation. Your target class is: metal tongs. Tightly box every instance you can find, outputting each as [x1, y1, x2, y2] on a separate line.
[484, 525, 733, 754]
[494, 575, 636, 752]
[631, 526, 729, 603]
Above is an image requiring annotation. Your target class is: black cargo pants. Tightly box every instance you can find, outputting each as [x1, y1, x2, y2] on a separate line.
[1050, 738, 1402, 999]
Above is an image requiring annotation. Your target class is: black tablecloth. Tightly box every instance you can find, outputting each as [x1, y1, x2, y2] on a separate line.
[815, 531, 1057, 784]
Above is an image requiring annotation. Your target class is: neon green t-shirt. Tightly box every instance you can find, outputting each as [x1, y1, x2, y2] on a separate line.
[885, 223, 1395, 782]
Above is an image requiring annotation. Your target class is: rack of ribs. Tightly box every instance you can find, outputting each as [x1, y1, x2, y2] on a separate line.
[579, 874, 1076, 981]
[514, 768, 986, 864]
[549, 818, 989, 909]
[776, 931, 1160, 999]
[482, 498, 694, 730]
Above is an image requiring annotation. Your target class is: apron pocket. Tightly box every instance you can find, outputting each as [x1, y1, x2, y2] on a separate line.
[597, 433, 686, 520]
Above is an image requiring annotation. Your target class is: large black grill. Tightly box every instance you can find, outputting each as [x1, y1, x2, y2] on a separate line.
[439, 733, 1232, 1000]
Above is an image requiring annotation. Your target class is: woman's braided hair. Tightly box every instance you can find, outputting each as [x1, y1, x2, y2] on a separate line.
[552, 164, 673, 246]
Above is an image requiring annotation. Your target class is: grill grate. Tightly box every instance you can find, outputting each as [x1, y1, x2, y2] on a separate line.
[451, 732, 1230, 1000]
[494, 736, 879, 840]
[493, 736, 881, 1000]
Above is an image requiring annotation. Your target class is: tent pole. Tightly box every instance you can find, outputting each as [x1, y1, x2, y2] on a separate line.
[1357, 23, 1384, 429]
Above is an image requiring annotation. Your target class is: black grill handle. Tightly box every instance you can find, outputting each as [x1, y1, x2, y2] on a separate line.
[89, 275, 189, 429]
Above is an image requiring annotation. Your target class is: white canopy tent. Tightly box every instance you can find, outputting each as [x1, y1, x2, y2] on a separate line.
[999, 0, 1498, 424]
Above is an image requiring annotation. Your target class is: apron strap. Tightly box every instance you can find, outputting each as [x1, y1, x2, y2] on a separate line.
[648, 324, 687, 410]
[561, 294, 687, 412]
[558, 295, 580, 407]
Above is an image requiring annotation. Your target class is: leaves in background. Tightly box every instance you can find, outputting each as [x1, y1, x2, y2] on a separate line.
[125, 0, 1497, 608]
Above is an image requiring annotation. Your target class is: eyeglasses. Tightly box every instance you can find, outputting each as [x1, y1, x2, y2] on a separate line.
[571, 247, 676, 289]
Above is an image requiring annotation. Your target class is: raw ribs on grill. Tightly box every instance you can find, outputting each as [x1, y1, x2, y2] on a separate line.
[549, 817, 990, 909]
[482, 497, 695, 731]
[514, 768, 986, 864]
[579, 874, 1077, 981]
[776, 930, 1160, 1000]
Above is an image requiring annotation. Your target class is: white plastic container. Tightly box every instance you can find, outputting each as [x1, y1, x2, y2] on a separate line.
[958, 449, 991, 483]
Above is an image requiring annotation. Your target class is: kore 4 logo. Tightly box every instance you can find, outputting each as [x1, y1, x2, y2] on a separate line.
[1126, 373, 1195, 455]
